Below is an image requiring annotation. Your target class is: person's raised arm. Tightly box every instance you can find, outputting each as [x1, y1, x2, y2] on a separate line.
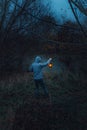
[40, 58, 52, 67]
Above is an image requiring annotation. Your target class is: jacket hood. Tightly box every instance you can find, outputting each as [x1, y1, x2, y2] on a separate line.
[35, 56, 41, 63]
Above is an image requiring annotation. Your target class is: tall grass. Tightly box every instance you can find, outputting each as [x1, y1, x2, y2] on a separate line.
[0, 68, 87, 130]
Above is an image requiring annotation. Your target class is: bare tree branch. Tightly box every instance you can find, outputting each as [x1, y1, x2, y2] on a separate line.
[70, 0, 87, 16]
[68, 0, 87, 38]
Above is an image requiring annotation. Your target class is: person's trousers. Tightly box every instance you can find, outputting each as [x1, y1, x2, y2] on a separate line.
[34, 79, 49, 96]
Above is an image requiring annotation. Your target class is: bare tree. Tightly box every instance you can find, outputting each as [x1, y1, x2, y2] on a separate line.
[0, 0, 51, 72]
[68, 0, 87, 38]
[70, 0, 87, 16]
[0, 0, 37, 43]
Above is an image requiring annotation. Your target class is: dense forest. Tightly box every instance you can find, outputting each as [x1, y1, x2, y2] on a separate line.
[0, 0, 87, 73]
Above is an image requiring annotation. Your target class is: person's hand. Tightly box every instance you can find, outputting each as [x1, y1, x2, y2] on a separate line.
[49, 58, 52, 62]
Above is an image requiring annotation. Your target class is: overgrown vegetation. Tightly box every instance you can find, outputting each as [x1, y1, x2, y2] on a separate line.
[0, 0, 87, 73]
[0, 1, 87, 129]
[0, 65, 87, 130]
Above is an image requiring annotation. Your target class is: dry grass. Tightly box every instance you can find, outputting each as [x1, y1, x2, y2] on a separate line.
[0, 69, 87, 130]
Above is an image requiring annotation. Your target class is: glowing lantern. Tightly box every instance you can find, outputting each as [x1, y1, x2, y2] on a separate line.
[48, 63, 53, 68]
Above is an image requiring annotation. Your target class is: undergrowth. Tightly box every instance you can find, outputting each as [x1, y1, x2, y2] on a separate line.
[0, 69, 87, 130]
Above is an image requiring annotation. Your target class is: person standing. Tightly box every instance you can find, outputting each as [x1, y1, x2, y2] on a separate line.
[29, 56, 52, 98]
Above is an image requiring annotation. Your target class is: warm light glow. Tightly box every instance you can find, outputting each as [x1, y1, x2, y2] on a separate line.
[48, 63, 53, 68]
